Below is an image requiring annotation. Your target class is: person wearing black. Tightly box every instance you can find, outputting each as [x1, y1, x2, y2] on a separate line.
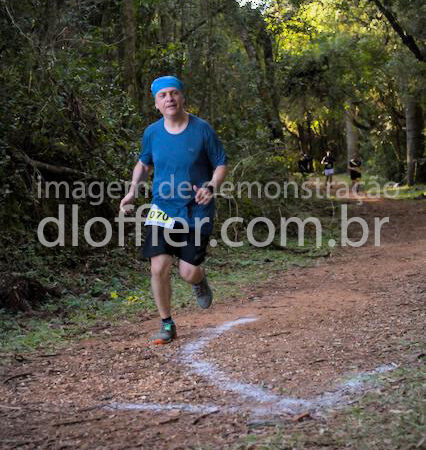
[298, 151, 313, 176]
[321, 151, 335, 186]
[348, 157, 362, 193]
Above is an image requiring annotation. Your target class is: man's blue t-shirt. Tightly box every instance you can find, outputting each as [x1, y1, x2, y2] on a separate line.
[139, 114, 227, 234]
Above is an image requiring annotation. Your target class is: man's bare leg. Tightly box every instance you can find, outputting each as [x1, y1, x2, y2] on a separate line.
[179, 260, 212, 309]
[151, 254, 173, 319]
[178, 260, 204, 284]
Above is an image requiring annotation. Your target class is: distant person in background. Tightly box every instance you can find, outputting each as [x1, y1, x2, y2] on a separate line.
[298, 151, 313, 176]
[348, 157, 362, 193]
[321, 150, 335, 186]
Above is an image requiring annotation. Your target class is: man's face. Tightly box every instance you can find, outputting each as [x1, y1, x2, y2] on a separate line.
[155, 87, 185, 117]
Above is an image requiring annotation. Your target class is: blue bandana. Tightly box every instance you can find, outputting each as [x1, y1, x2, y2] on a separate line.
[151, 76, 184, 97]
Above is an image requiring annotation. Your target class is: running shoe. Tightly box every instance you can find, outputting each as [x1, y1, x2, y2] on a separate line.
[192, 276, 213, 309]
[152, 322, 177, 345]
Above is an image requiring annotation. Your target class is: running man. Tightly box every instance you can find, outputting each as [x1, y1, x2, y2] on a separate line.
[348, 157, 362, 193]
[321, 150, 335, 186]
[120, 76, 227, 344]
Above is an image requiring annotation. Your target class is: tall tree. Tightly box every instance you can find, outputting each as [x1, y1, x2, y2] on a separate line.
[122, 0, 138, 102]
[405, 98, 424, 185]
[226, 4, 284, 140]
[345, 104, 360, 162]
[369, 0, 425, 62]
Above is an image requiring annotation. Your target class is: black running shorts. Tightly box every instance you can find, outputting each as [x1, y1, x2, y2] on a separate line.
[350, 170, 361, 181]
[142, 225, 210, 266]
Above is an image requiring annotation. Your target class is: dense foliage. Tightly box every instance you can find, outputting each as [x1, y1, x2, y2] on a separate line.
[0, 0, 425, 271]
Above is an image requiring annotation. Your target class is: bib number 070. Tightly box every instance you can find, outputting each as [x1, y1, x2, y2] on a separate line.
[145, 204, 175, 229]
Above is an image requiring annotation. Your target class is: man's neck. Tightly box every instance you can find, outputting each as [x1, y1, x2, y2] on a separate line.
[164, 111, 189, 134]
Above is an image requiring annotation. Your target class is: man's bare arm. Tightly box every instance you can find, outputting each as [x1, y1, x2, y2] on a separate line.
[194, 165, 228, 205]
[120, 161, 151, 211]
[208, 165, 227, 190]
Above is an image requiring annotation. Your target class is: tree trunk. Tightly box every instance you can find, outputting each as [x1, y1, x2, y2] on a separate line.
[206, 0, 213, 121]
[259, 25, 284, 140]
[370, 0, 424, 62]
[43, 0, 64, 46]
[238, 25, 280, 140]
[297, 123, 308, 153]
[405, 98, 424, 185]
[306, 111, 313, 153]
[345, 105, 359, 162]
[227, 7, 284, 141]
[122, 0, 138, 103]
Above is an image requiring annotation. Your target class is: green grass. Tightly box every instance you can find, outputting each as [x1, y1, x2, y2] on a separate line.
[231, 364, 426, 450]
[333, 173, 426, 200]
[384, 183, 426, 200]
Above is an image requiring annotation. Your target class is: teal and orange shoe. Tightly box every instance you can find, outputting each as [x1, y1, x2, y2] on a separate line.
[152, 322, 177, 345]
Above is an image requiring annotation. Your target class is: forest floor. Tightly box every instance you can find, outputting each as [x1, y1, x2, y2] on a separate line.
[0, 193, 425, 449]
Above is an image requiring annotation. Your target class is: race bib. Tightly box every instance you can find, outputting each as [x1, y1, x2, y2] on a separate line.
[145, 204, 175, 229]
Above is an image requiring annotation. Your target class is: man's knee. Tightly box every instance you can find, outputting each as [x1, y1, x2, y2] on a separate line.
[151, 256, 172, 278]
[179, 262, 201, 282]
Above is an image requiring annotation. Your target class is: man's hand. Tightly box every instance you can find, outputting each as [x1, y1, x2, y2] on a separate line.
[193, 185, 213, 205]
[120, 191, 135, 213]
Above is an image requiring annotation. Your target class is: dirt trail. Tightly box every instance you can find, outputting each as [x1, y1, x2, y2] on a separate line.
[1, 197, 425, 449]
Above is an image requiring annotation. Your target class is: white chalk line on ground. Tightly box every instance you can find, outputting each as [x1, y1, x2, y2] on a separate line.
[107, 317, 397, 416]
